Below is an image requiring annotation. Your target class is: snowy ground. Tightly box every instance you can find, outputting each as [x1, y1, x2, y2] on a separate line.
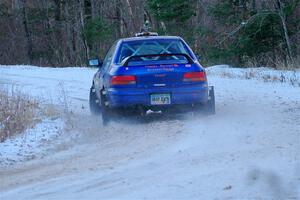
[0, 65, 299, 199]
[0, 118, 63, 166]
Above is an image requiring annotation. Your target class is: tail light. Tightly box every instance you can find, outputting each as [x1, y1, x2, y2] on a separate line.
[111, 75, 136, 85]
[183, 71, 206, 82]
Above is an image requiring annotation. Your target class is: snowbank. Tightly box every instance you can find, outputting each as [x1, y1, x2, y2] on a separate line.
[207, 65, 300, 86]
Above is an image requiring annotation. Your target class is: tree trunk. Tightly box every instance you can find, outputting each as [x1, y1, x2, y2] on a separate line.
[78, 0, 90, 61]
[21, 0, 33, 64]
[276, 0, 293, 61]
[125, 0, 136, 35]
[251, 0, 256, 12]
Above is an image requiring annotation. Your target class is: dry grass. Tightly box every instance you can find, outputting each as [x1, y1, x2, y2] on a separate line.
[42, 104, 61, 120]
[274, 57, 300, 70]
[245, 56, 300, 70]
[239, 56, 300, 86]
[0, 88, 39, 142]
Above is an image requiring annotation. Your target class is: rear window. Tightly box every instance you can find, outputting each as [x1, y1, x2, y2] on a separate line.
[116, 39, 191, 65]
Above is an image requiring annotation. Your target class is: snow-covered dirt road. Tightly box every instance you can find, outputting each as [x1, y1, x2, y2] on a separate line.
[0, 65, 299, 199]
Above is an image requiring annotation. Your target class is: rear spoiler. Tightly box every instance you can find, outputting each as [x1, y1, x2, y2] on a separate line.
[121, 53, 194, 67]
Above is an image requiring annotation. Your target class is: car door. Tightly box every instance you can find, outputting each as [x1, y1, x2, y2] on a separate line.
[95, 43, 117, 97]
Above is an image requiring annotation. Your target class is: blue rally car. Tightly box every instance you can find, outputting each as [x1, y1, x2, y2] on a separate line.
[89, 32, 215, 125]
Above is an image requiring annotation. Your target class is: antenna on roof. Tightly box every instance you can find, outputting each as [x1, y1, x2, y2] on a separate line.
[135, 20, 158, 37]
[142, 20, 150, 32]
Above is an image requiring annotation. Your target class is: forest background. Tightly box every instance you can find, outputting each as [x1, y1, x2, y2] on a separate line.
[0, 0, 299, 68]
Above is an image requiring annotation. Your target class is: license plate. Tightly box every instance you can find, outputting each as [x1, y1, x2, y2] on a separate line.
[150, 94, 171, 105]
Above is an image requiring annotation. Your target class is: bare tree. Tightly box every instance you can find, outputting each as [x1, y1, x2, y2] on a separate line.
[274, 0, 293, 60]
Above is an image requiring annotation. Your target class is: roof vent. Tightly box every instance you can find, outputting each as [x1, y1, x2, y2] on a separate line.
[135, 32, 158, 37]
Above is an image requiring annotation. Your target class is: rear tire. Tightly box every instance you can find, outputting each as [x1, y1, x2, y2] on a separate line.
[89, 86, 101, 115]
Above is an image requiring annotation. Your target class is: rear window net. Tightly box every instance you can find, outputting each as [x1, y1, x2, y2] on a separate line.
[118, 40, 190, 64]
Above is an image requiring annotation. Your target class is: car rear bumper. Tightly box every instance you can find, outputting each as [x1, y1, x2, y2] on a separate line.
[106, 84, 208, 108]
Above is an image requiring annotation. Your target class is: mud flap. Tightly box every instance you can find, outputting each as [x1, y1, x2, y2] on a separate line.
[206, 86, 215, 115]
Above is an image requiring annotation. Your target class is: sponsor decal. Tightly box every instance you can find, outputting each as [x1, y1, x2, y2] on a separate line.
[154, 74, 166, 77]
[147, 68, 175, 72]
[146, 64, 179, 68]
[146, 65, 158, 68]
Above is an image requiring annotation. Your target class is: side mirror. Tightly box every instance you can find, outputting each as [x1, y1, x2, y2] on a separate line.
[88, 59, 103, 68]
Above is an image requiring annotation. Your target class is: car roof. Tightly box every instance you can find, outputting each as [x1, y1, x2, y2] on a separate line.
[119, 36, 182, 42]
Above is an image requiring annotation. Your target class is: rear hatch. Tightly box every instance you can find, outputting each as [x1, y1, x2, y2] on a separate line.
[115, 54, 205, 88]
[135, 63, 192, 88]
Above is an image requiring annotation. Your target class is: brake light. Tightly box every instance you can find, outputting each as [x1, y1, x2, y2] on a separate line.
[111, 75, 136, 85]
[183, 71, 206, 82]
